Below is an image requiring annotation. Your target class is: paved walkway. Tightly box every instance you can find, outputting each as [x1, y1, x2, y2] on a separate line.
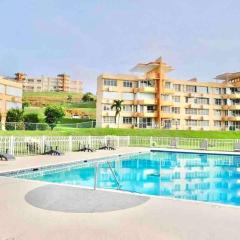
[1, 148, 240, 240]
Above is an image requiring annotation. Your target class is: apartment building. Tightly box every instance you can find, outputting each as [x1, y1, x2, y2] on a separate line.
[0, 76, 22, 126]
[96, 57, 240, 131]
[14, 73, 83, 93]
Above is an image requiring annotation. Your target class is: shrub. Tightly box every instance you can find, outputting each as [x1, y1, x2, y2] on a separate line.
[44, 105, 65, 130]
[23, 113, 40, 130]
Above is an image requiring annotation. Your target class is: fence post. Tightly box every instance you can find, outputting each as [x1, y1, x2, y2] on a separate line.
[127, 136, 130, 147]
[41, 136, 45, 154]
[117, 136, 120, 147]
[9, 136, 14, 155]
[150, 136, 153, 147]
[69, 136, 72, 152]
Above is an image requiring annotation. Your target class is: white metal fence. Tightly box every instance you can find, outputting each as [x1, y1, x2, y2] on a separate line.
[0, 136, 239, 156]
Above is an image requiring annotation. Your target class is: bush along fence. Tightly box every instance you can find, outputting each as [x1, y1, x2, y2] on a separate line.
[0, 136, 240, 156]
[2, 121, 96, 131]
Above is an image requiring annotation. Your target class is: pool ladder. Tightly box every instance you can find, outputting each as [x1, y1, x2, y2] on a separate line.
[94, 161, 120, 190]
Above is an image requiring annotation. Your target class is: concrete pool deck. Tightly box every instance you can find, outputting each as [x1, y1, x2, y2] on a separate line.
[1, 148, 240, 240]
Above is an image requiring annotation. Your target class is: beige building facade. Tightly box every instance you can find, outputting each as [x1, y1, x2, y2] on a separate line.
[96, 57, 240, 131]
[0, 76, 22, 125]
[13, 73, 83, 93]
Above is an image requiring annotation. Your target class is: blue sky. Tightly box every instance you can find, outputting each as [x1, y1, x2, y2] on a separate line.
[0, 0, 239, 92]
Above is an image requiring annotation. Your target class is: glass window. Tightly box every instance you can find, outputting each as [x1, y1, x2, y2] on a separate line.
[185, 108, 197, 115]
[215, 99, 222, 105]
[122, 93, 134, 100]
[123, 117, 132, 124]
[123, 81, 133, 88]
[6, 86, 22, 97]
[103, 116, 115, 123]
[214, 110, 221, 116]
[104, 79, 117, 86]
[123, 105, 133, 112]
[173, 84, 181, 92]
[197, 86, 208, 94]
[6, 101, 22, 110]
[172, 107, 180, 114]
[165, 82, 171, 89]
[198, 109, 209, 115]
[161, 106, 171, 113]
[186, 85, 196, 93]
[172, 96, 180, 103]
[214, 121, 221, 127]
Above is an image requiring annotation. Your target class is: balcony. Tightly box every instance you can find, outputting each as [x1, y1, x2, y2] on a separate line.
[228, 105, 240, 110]
[161, 100, 173, 106]
[133, 111, 158, 118]
[133, 99, 157, 105]
[133, 87, 156, 93]
[222, 93, 240, 99]
[102, 86, 118, 92]
[222, 116, 240, 121]
[160, 112, 174, 118]
[162, 89, 175, 94]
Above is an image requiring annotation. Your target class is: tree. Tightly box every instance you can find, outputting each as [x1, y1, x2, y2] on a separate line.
[111, 100, 124, 127]
[67, 95, 72, 103]
[6, 109, 24, 122]
[6, 109, 24, 130]
[44, 105, 65, 130]
[23, 113, 40, 130]
[82, 92, 96, 102]
[22, 100, 30, 110]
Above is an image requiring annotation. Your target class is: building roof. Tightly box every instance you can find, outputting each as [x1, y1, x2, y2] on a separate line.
[215, 72, 240, 81]
[131, 57, 174, 73]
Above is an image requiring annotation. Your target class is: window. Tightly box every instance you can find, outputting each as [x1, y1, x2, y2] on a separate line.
[197, 86, 208, 94]
[165, 82, 171, 89]
[161, 106, 171, 113]
[172, 96, 180, 103]
[123, 117, 132, 124]
[123, 105, 133, 112]
[122, 93, 134, 100]
[136, 93, 155, 100]
[212, 88, 221, 94]
[215, 99, 222, 105]
[147, 105, 155, 113]
[214, 121, 221, 127]
[103, 105, 111, 111]
[103, 116, 115, 123]
[104, 79, 117, 86]
[6, 86, 22, 97]
[198, 109, 209, 115]
[6, 101, 22, 110]
[199, 120, 209, 127]
[173, 84, 181, 92]
[172, 107, 180, 114]
[214, 110, 221, 116]
[186, 85, 196, 93]
[37, 79, 42, 83]
[186, 120, 197, 126]
[161, 94, 170, 101]
[123, 81, 133, 88]
[185, 108, 197, 115]
[28, 79, 34, 82]
[103, 91, 120, 99]
[140, 80, 155, 87]
[194, 98, 209, 105]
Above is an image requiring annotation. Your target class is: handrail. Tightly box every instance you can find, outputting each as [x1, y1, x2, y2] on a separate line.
[107, 161, 120, 189]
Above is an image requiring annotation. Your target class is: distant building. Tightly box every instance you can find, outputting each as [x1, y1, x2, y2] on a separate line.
[0, 75, 22, 126]
[13, 73, 83, 93]
[97, 57, 240, 131]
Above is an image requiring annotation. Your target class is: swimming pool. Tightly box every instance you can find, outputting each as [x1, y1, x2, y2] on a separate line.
[3, 150, 240, 206]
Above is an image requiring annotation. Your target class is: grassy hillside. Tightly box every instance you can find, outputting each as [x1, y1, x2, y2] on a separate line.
[23, 91, 83, 107]
[0, 128, 239, 139]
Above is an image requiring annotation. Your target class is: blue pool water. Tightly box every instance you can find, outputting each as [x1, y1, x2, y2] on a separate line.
[8, 151, 240, 206]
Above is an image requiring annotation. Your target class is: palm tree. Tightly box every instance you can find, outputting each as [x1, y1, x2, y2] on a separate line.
[111, 100, 124, 127]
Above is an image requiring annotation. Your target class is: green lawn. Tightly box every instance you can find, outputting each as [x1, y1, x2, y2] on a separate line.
[0, 128, 240, 139]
